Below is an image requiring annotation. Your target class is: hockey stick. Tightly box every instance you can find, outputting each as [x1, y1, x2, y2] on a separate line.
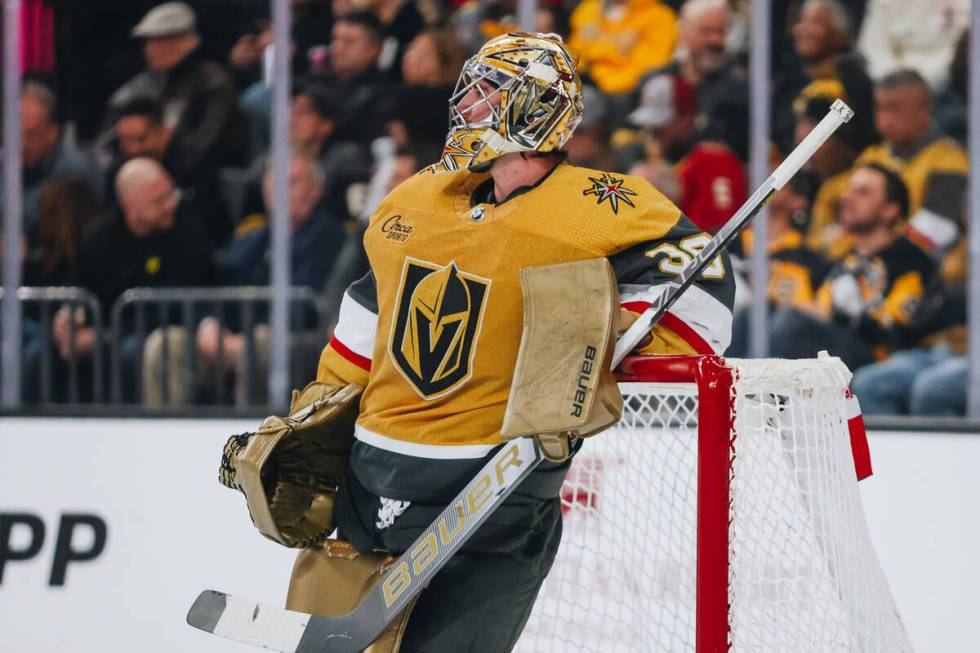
[187, 99, 853, 653]
[189, 437, 542, 653]
[612, 98, 854, 367]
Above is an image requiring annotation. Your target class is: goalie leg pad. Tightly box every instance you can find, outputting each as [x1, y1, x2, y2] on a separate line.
[287, 539, 418, 653]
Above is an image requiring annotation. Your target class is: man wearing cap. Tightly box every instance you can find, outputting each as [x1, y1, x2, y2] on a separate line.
[628, 72, 747, 235]
[635, 0, 749, 159]
[107, 1, 246, 193]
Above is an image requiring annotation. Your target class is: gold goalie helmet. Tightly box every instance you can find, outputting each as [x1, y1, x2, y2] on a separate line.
[434, 32, 584, 173]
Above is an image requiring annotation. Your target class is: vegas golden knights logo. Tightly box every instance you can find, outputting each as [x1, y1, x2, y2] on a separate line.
[390, 258, 491, 399]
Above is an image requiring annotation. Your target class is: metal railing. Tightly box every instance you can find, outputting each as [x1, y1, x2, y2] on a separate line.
[109, 286, 328, 407]
[0, 286, 104, 404]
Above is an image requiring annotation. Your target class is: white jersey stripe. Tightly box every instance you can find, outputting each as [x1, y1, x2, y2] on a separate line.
[333, 291, 378, 360]
[355, 424, 499, 459]
[620, 284, 733, 355]
[909, 207, 959, 250]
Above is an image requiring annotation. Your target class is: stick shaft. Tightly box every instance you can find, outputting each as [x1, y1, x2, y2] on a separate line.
[612, 99, 853, 367]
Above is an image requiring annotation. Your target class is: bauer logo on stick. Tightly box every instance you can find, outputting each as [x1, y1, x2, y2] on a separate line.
[380, 441, 528, 611]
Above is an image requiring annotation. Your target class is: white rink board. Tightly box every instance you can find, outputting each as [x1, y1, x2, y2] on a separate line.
[0, 418, 298, 653]
[1, 418, 979, 653]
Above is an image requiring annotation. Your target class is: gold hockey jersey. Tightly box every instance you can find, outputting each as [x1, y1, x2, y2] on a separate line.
[317, 162, 734, 501]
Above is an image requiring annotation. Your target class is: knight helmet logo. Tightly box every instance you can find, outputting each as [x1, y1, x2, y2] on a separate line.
[390, 258, 491, 399]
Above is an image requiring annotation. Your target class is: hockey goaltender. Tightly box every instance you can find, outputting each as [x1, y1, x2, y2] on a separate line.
[214, 32, 734, 653]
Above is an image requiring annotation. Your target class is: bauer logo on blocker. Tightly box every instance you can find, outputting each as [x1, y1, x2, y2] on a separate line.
[390, 257, 490, 399]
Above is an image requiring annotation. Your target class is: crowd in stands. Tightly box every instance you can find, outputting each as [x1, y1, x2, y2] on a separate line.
[0, 0, 973, 416]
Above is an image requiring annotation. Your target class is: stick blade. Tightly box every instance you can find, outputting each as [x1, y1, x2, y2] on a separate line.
[186, 589, 310, 652]
[187, 590, 228, 632]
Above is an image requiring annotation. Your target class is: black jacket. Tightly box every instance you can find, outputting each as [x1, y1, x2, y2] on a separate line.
[75, 204, 215, 323]
[108, 47, 247, 178]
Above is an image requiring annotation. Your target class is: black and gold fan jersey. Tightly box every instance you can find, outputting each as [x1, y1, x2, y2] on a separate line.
[741, 229, 832, 309]
[815, 235, 936, 330]
[315, 162, 735, 502]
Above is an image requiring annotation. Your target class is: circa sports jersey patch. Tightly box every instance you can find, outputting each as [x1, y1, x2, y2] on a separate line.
[380, 214, 415, 242]
[389, 257, 491, 399]
[583, 173, 638, 214]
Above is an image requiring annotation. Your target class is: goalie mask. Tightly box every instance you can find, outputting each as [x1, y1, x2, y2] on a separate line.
[434, 32, 584, 173]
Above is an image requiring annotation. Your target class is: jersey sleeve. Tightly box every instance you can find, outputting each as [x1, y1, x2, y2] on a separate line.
[909, 169, 967, 251]
[611, 211, 736, 356]
[316, 271, 377, 387]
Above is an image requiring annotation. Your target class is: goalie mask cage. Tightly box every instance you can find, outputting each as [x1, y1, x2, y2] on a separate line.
[516, 355, 912, 653]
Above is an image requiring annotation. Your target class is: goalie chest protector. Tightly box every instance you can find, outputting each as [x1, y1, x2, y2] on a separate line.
[352, 162, 699, 463]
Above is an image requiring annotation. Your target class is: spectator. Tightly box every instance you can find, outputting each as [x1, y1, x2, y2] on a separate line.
[300, 9, 393, 146]
[20, 178, 101, 404]
[569, 0, 678, 97]
[727, 174, 831, 356]
[628, 73, 747, 235]
[768, 164, 935, 371]
[935, 29, 969, 146]
[662, 0, 750, 158]
[99, 97, 233, 244]
[10, 81, 101, 235]
[536, 4, 571, 39]
[144, 153, 347, 407]
[675, 0, 737, 87]
[858, 0, 969, 90]
[227, 2, 334, 82]
[356, 0, 425, 80]
[226, 17, 273, 89]
[565, 85, 618, 173]
[228, 2, 333, 156]
[219, 154, 346, 288]
[22, 179, 100, 287]
[854, 69, 968, 254]
[852, 234, 967, 415]
[108, 2, 247, 185]
[47, 158, 214, 403]
[771, 0, 875, 156]
[385, 28, 466, 149]
[290, 83, 370, 216]
[450, 0, 520, 55]
[386, 143, 440, 190]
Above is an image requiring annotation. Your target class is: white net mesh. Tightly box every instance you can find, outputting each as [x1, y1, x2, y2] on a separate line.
[515, 356, 912, 653]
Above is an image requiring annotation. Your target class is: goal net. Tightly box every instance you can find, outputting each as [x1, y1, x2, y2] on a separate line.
[515, 355, 912, 653]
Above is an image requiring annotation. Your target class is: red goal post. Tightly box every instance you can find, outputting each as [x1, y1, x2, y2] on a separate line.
[515, 354, 912, 653]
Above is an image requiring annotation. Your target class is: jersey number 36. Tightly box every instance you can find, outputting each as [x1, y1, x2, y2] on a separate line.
[645, 234, 726, 279]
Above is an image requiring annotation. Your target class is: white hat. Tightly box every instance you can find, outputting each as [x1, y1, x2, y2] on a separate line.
[628, 75, 675, 129]
[131, 2, 197, 38]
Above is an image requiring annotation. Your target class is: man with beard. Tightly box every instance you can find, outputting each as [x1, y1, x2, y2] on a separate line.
[635, 0, 749, 159]
[768, 163, 935, 371]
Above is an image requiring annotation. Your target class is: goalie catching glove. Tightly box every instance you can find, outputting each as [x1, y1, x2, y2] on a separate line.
[219, 381, 362, 548]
